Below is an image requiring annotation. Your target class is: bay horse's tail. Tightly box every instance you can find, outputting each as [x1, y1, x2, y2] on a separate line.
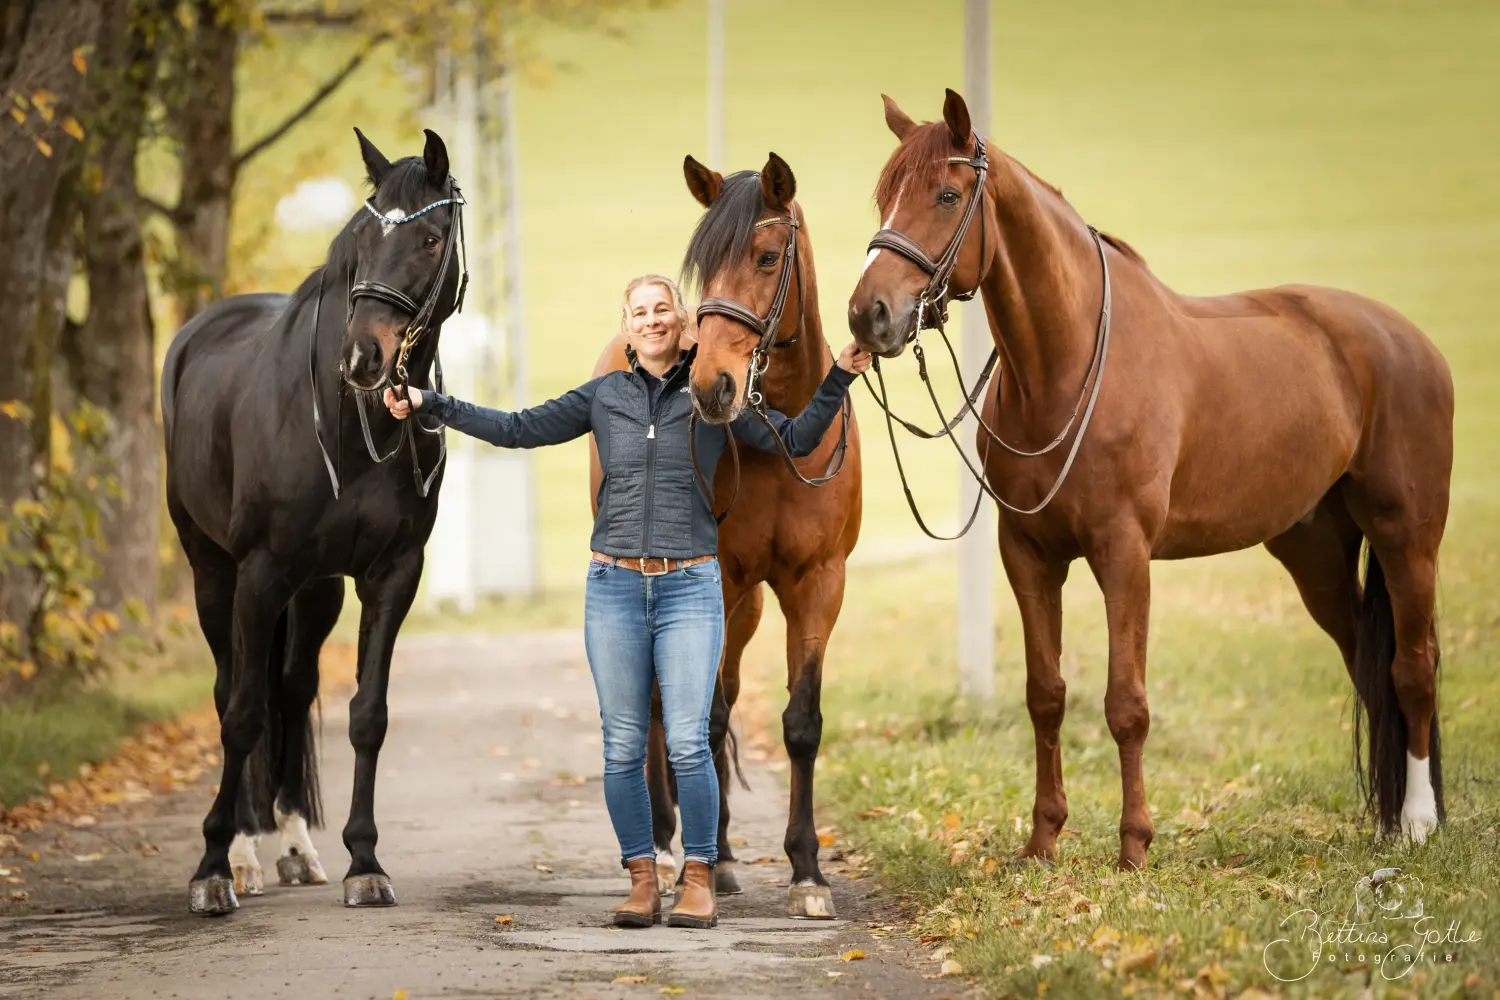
[1352, 543, 1443, 833]
[242, 610, 324, 832]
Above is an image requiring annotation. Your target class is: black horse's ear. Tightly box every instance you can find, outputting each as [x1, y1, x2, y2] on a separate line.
[760, 152, 796, 212]
[683, 155, 723, 207]
[423, 128, 450, 186]
[942, 88, 972, 148]
[355, 127, 392, 188]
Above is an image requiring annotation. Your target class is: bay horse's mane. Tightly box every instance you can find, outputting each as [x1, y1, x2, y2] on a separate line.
[875, 121, 1146, 265]
[681, 170, 767, 296]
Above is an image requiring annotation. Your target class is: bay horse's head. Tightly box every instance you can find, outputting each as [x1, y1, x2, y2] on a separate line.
[340, 128, 465, 391]
[681, 153, 804, 424]
[848, 90, 991, 358]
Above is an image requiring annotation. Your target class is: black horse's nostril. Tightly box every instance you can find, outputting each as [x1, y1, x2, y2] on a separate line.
[713, 372, 736, 411]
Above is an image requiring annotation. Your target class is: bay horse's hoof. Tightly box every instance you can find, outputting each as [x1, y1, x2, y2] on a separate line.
[343, 873, 396, 907]
[188, 876, 239, 916]
[787, 880, 835, 919]
[656, 851, 679, 896]
[714, 860, 743, 896]
[278, 852, 328, 886]
[232, 863, 264, 897]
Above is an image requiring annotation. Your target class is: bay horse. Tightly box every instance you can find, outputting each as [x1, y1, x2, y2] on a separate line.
[588, 154, 862, 917]
[848, 90, 1453, 870]
[161, 128, 464, 913]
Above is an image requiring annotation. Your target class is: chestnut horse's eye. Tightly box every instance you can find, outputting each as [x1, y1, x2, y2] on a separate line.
[757, 251, 779, 268]
[938, 189, 961, 207]
[423, 235, 441, 250]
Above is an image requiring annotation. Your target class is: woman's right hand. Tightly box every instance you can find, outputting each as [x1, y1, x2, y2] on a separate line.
[383, 385, 423, 420]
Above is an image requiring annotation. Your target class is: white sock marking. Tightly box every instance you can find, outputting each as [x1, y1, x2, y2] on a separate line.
[1400, 751, 1438, 843]
[229, 833, 261, 871]
[276, 806, 320, 861]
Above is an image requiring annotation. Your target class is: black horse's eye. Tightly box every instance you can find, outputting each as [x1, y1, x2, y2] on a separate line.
[938, 188, 961, 207]
[757, 251, 779, 268]
[423, 235, 441, 250]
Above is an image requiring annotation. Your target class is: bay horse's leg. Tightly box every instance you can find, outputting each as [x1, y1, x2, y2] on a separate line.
[274, 576, 345, 887]
[1263, 490, 1362, 676]
[342, 550, 423, 906]
[1085, 532, 1155, 871]
[710, 583, 762, 897]
[646, 685, 679, 895]
[998, 528, 1070, 863]
[189, 551, 292, 915]
[771, 563, 845, 919]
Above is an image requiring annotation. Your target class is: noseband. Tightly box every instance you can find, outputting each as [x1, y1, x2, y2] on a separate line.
[866, 131, 989, 337]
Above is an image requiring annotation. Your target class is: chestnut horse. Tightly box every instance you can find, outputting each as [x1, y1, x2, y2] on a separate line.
[588, 154, 861, 917]
[848, 90, 1453, 870]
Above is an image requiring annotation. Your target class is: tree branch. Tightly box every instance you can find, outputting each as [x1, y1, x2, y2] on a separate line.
[258, 8, 364, 28]
[231, 34, 389, 173]
[137, 192, 177, 219]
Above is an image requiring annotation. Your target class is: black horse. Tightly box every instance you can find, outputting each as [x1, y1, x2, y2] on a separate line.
[161, 128, 465, 915]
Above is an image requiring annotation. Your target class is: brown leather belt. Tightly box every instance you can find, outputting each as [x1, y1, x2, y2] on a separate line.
[591, 552, 715, 577]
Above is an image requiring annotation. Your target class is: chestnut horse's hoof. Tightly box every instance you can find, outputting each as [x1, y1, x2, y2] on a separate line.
[188, 876, 239, 916]
[343, 873, 396, 907]
[1011, 854, 1056, 870]
[278, 852, 328, 886]
[714, 860, 743, 896]
[787, 880, 835, 919]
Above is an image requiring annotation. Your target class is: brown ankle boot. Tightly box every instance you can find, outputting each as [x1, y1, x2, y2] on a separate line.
[667, 861, 717, 928]
[613, 858, 661, 927]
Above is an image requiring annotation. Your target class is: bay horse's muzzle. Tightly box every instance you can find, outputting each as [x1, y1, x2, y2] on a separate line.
[691, 371, 740, 424]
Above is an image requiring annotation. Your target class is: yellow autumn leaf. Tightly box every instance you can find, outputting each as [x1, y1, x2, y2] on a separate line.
[941, 812, 961, 831]
[393, 991, 407, 1000]
[839, 948, 866, 961]
[611, 975, 649, 984]
[72, 47, 88, 74]
[817, 832, 836, 847]
[493, 914, 513, 924]
[61, 117, 83, 141]
[17, 661, 37, 680]
[939, 959, 963, 976]
[9, 108, 24, 125]
[33, 137, 52, 157]
[658, 990, 685, 997]
[30, 89, 55, 120]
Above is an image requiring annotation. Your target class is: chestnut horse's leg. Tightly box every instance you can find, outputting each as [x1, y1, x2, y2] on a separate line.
[999, 527, 1071, 863]
[1085, 532, 1155, 871]
[709, 584, 762, 896]
[1263, 490, 1362, 677]
[341, 549, 423, 906]
[646, 688, 679, 894]
[772, 562, 846, 919]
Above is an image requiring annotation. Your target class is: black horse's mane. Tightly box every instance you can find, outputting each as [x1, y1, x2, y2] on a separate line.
[681, 170, 764, 295]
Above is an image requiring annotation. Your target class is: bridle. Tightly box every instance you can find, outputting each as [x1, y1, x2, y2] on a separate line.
[688, 204, 852, 520]
[859, 132, 1114, 537]
[307, 178, 470, 500]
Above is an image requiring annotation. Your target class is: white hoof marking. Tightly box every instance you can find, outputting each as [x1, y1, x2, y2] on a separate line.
[655, 849, 679, 896]
[1400, 752, 1439, 844]
[276, 807, 328, 883]
[229, 834, 263, 896]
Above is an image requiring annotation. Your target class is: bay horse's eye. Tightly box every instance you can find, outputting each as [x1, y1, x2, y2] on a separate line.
[423, 235, 441, 251]
[939, 189, 961, 207]
[757, 251, 779, 268]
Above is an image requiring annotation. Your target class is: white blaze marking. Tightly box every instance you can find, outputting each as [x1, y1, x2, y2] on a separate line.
[1400, 751, 1438, 843]
[276, 806, 320, 861]
[348, 343, 364, 371]
[861, 192, 902, 275]
[380, 206, 406, 237]
[229, 833, 260, 871]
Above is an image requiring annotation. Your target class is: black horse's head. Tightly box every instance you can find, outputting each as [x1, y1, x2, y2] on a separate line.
[340, 127, 463, 391]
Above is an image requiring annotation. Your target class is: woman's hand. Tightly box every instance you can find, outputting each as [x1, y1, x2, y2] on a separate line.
[383, 385, 423, 420]
[836, 341, 874, 376]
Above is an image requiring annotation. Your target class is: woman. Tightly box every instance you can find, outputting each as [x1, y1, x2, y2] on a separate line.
[385, 274, 870, 928]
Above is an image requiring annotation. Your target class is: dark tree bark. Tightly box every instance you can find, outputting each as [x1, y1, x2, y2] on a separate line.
[172, 0, 236, 320]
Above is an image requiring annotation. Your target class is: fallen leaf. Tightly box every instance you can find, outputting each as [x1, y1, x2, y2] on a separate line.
[8, 107, 23, 124]
[941, 812, 961, 831]
[71, 815, 96, 828]
[612, 975, 649, 984]
[930, 946, 954, 962]
[839, 948, 866, 961]
[658, 989, 684, 996]
[817, 833, 837, 847]
[393, 992, 407, 1000]
[9, 890, 28, 902]
[533, 863, 553, 874]
[26, 946, 46, 952]
[939, 959, 963, 976]
[1031, 954, 1053, 968]
[858, 806, 898, 819]
[72, 47, 87, 73]
[73, 853, 103, 863]
[1118, 944, 1159, 975]
[493, 914, 514, 925]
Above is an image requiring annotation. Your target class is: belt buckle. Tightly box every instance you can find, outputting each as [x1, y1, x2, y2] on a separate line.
[640, 556, 670, 577]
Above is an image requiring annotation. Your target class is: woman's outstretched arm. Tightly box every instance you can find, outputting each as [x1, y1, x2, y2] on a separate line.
[385, 377, 605, 448]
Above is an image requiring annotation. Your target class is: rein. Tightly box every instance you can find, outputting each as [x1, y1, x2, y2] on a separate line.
[308, 179, 470, 500]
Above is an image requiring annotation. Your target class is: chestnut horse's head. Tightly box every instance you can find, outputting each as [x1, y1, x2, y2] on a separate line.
[848, 89, 992, 358]
[339, 128, 464, 392]
[681, 152, 803, 424]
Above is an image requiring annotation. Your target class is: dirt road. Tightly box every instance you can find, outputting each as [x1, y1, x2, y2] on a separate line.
[0, 631, 968, 1000]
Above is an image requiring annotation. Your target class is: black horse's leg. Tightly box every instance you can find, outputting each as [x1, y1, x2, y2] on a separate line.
[274, 576, 345, 887]
[341, 551, 422, 906]
[190, 551, 292, 915]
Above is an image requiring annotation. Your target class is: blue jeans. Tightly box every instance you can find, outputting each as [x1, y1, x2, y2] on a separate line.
[584, 557, 725, 867]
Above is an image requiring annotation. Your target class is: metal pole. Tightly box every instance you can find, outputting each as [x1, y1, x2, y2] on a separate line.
[706, 0, 725, 170]
[957, 0, 995, 699]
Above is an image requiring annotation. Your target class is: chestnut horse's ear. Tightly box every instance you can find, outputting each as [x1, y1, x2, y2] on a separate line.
[882, 94, 918, 141]
[760, 152, 796, 212]
[683, 155, 724, 208]
[942, 88, 972, 147]
[422, 128, 450, 186]
[354, 127, 392, 188]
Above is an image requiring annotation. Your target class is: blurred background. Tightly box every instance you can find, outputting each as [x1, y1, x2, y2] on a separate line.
[2, 1, 1497, 990]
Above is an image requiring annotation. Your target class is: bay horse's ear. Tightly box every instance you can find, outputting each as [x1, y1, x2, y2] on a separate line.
[354, 127, 391, 188]
[760, 152, 796, 212]
[942, 88, 972, 147]
[882, 94, 918, 141]
[683, 155, 723, 208]
[422, 128, 450, 185]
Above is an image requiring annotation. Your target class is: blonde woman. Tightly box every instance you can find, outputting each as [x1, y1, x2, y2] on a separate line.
[387, 274, 870, 927]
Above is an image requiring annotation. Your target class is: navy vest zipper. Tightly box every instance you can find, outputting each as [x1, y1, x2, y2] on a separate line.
[639, 363, 688, 559]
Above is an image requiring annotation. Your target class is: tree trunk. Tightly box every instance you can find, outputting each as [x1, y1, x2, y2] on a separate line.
[0, 0, 104, 642]
[173, 0, 236, 321]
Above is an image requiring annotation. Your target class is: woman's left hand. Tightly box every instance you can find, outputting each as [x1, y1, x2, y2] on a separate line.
[836, 341, 874, 375]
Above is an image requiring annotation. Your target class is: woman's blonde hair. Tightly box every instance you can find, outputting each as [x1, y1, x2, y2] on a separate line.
[620, 273, 692, 336]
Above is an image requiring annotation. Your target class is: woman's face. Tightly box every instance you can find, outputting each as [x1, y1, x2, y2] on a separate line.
[624, 282, 684, 367]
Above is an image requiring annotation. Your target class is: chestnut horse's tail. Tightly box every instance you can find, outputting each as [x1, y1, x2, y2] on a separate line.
[1351, 544, 1444, 833]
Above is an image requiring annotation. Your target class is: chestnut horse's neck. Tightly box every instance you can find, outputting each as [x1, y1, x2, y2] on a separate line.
[978, 147, 1110, 419]
[760, 222, 830, 414]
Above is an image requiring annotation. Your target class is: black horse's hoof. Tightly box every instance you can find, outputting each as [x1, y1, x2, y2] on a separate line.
[343, 873, 396, 907]
[787, 880, 835, 919]
[188, 875, 239, 916]
[714, 860, 744, 896]
[278, 853, 328, 886]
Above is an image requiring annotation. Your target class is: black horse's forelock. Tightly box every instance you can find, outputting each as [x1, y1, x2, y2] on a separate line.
[681, 170, 764, 295]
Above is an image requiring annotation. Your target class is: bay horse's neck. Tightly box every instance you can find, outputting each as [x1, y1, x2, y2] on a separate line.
[979, 149, 1105, 420]
[760, 227, 830, 414]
